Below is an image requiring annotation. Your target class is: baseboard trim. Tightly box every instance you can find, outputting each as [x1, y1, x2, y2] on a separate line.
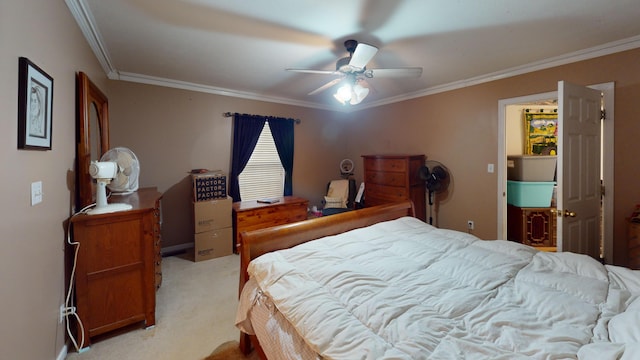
[161, 243, 194, 257]
[57, 344, 68, 360]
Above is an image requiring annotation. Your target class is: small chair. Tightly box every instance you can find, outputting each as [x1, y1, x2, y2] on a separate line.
[322, 178, 357, 216]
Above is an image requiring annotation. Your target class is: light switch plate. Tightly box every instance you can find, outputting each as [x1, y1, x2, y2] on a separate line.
[31, 181, 43, 206]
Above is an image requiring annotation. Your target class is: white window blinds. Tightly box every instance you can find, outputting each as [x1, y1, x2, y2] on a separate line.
[238, 121, 285, 200]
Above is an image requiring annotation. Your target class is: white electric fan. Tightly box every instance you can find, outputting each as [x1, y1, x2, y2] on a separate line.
[87, 147, 140, 215]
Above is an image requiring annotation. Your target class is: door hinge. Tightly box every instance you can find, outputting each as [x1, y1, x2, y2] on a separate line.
[601, 109, 606, 121]
[601, 184, 605, 197]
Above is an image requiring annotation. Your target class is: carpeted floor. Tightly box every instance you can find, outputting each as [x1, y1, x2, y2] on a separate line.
[65, 253, 249, 360]
[203, 341, 260, 360]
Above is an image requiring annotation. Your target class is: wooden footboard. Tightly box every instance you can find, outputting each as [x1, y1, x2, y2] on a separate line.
[238, 200, 415, 356]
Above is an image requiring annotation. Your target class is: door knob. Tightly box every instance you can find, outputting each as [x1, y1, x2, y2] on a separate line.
[564, 210, 576, 217]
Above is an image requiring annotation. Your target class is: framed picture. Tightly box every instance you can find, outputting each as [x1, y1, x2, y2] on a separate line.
[525, 111, 557, 155]
[18, 57, 53, 150]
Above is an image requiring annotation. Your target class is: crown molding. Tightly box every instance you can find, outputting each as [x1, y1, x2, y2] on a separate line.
[65, 0, 116, 77]
[115, 71, 339, 111]
[360, 34, 640, 110]
[66, 0, 640, 113]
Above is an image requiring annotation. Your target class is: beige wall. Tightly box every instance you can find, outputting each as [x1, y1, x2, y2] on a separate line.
[344, 48, 640, 266]
[3, 1, 640, 358]
[107, 82, 351, 249]
[108, 49, 640, 265]
[0, 1, 109, 358]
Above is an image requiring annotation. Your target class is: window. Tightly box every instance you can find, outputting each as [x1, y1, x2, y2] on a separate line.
[230, 115, 295, 202]
[238, 121, 285, 200]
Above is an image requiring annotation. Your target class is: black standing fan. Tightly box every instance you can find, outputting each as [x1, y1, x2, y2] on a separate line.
[418, 160, 451, 225]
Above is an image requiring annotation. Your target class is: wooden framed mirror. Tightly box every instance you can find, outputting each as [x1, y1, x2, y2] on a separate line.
[76, 72, 110, 210]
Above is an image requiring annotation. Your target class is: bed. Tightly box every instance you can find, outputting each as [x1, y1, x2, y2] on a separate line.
[235, 200, 640, 359]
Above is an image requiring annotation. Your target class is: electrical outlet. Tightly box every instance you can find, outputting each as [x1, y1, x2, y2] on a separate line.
[467, 220, 474, 230]
[59, 305, 65, 324]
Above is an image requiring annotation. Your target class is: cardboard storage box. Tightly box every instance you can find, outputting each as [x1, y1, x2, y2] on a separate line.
[192, 170, 227, 202]
[193, 196, 232, 233]
[507, 180, 555, 207]
[507, 155, 556, 181]
[194, 227, 233, 262]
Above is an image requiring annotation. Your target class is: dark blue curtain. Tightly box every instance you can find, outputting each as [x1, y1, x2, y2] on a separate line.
[229, 114, 266, 201]
[268, 119, 295, 196]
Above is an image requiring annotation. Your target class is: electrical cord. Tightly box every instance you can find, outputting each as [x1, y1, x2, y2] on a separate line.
[64, 202, 95, 352]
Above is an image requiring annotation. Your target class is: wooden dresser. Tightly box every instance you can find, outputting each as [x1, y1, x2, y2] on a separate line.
[362, 154, 426, 221]
[507, 204, 557, 248]
[628, 222, 640, 269]
[70, 187, 162, 348]
[232, 196, 308, 254]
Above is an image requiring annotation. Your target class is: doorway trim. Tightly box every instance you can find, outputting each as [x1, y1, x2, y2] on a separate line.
[497, 82, 614, 262]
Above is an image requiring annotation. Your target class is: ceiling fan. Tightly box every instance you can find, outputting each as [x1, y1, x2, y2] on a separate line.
[287, 39, 423, 105]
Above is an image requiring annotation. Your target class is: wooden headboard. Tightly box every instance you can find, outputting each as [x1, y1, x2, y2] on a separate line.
[237, 200, 415, 356]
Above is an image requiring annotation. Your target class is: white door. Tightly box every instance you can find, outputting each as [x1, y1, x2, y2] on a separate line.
[556, 81, 602, 258]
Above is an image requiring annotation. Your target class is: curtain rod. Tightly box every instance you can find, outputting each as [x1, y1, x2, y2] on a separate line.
[223, 112, 301, 124]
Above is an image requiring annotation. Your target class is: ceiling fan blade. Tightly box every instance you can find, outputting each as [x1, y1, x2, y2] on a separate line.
[367, 67, 423, 78]
[349, 43, 378, 70]
[286, 69, 339, 75]
[308, 78, 342, 95]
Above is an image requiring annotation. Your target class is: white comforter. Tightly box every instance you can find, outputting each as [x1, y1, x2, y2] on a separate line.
[239, 217, 640, 359]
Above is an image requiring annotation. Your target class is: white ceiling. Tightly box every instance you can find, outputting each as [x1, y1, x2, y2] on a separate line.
[66, 0, 640, 111]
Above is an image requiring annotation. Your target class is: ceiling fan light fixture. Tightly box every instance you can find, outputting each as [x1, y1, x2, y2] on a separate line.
[334, 83, 352, 104]
[287, 39, 422, 105]
[334, 78, 370, 105]
[350, 83, 369, 105]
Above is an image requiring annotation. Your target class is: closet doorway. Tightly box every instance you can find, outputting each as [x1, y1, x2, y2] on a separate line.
[497, 82, 614, 263]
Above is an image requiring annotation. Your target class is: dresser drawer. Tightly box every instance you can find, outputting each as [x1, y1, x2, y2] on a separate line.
[364, 157, 407, 172]
[365, 170, 407, 186]
[365, 183, 408, 201]
[363, 196, 387, 208]
[235, 202, 307, 232]
[233, 196, 309, 254]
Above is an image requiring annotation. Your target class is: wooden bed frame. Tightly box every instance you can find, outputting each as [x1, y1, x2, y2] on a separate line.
[238, 200, 416, 356]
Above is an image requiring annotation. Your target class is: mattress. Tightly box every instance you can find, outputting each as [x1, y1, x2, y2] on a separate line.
[236, 217, 640, 359]
[236, 278, 319, 359]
